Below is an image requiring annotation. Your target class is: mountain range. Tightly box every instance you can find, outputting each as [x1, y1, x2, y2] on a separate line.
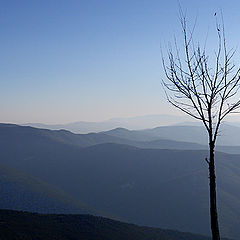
[0, 123, 240, 238]
[23, 114, 195, 133]
[23, 114, 240, 134]
[6, 122, 240, 153]
[104, 124, 240, 146]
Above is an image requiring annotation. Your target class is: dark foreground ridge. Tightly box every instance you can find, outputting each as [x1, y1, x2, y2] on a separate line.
[0, 209, 231, 240]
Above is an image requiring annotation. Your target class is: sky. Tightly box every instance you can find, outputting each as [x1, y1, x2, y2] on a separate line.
[1, 0, 240, 124]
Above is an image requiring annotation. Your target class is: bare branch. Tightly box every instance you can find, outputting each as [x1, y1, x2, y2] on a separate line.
[162, 14, 240, 144]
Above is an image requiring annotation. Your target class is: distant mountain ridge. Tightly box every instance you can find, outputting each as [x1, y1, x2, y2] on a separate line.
[103, 124, 240, 148]
[23, 114, 194, 133]
[5, 123, 240, 154]
[23, 114, 240, 134]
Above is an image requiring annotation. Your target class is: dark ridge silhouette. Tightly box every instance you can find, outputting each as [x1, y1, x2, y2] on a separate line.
[0, 209, 232, 240]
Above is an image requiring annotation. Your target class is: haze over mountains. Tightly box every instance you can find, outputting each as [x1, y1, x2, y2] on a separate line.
[23, 114, 240, 134]
[1, 123, 240, 239]
[18, 120, 240, 153]
[104, 124, 240, 148]
[23, 114, 195, 133]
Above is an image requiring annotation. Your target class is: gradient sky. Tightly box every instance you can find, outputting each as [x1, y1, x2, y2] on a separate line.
[1, 0, 240, 123]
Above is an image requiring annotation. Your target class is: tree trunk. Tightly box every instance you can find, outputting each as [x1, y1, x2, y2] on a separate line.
[209, 142, 221, 240]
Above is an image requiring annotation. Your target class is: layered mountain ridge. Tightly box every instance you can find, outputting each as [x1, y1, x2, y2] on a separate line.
[0, 123, 240, 238]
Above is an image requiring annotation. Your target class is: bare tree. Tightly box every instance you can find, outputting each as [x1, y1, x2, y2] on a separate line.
[162, 12, 240, 240]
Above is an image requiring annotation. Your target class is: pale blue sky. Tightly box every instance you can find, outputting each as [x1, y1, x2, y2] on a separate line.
[1, 0, 240, 123]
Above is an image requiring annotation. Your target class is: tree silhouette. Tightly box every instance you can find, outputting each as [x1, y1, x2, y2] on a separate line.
[162, 12, 240, 240]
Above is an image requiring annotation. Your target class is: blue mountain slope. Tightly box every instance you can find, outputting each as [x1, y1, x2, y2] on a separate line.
[0, 163, 97, 215]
